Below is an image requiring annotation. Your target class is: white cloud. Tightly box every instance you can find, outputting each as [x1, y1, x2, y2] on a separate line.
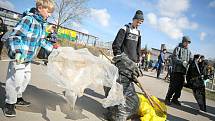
[200, 32, 207, 41]
[146, 0, 198, 40]
[158, 17, 183, 39]
[209, 0, 215, 8]
[0, 0, 15, 10]
[147, 13, 198, 39]
[90, 8, 111, 27]
[147, 13, 157, 26]
[176, 17, 198, 30]
[158, 0, 190, 17]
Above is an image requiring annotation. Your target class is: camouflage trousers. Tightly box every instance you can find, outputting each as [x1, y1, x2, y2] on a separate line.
[107, 76, 139, 121]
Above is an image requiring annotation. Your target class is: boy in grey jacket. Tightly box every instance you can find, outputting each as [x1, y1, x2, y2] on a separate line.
[165, 36, 192, 106]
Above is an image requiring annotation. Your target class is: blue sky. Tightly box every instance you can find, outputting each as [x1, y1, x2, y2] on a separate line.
[1, 0, 215, 58]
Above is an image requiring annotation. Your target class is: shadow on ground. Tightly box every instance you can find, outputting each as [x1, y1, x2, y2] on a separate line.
[182, 101, 215, 120]
[167, 114, 189, 121]
[143, 73, 168, 82]
[0, 82, 106, 121]
[84, 88, 106, 99]
[158, 98, 215, 121]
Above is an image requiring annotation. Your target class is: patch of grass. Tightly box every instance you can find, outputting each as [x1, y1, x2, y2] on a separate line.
[205, 90, 215, 101]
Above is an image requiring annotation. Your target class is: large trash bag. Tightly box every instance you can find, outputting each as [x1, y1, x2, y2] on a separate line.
[137, 93, 167, 121]
[47, 47, 125, 108]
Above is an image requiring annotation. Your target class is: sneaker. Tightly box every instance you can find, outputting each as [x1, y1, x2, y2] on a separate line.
[16, 98, 30, 107]
[164, 99, 171, 105]
[171, 99, 181, 106]
[3, 103, 16, 117]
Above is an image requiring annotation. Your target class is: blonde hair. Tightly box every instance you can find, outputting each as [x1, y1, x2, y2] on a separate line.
[36, 0, 55, 13]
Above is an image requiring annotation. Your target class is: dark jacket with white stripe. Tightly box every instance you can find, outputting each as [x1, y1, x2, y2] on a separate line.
[112, 23, 141, 63]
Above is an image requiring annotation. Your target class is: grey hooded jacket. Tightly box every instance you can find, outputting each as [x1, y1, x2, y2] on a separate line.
[172, 43, 192, 74]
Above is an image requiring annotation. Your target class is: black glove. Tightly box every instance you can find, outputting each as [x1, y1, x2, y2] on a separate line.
[132, 66, 143, 78]
[113, 54, 143, 82]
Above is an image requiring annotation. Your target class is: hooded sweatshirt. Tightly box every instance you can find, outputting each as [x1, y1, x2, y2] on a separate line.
[172, 43, 192, 74]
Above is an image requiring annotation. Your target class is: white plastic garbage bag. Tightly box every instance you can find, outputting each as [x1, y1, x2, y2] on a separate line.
[47, 47, 125, 108]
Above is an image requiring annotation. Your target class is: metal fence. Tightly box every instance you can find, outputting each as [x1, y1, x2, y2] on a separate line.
[205, 78, 215, 92]
[0, 7, 112, 50]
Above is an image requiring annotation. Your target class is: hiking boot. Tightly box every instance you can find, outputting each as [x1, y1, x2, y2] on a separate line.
[16, 98, 30, 107]
[164, 99, 171, 105]
[171, 99, 181, 106]
[3, 103, 16, 117]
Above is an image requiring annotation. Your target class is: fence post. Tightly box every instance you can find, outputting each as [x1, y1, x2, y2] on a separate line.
[212, 78, 214, 90]
[86, 35, 89, 46]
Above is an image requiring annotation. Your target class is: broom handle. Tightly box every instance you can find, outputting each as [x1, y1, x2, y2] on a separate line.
[99, 50, 114, 63]
[99, 50, 166, 113]
[135, 79, 155, 107]
[99, 50, 154, 105]
[134, 76, 166, 113]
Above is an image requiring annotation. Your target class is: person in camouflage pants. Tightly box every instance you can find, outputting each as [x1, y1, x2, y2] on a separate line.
[106, 54, 142, 121]
[105, 10, 144, 121]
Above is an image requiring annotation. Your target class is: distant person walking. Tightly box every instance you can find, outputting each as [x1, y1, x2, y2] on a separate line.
[157, 49, 167, 79]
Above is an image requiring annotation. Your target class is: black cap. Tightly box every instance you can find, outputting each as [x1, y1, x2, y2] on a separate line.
[182, 36, 191, 44]
[194, 54, 200, 59]
[133, 10, 144, 20]
[200, 55, 205, 59]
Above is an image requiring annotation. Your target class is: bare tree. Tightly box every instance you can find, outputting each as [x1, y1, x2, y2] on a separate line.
[52, 0, 89, 29]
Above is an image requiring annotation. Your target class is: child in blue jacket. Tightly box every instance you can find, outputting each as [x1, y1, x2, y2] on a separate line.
[3, 0, 56, 117]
